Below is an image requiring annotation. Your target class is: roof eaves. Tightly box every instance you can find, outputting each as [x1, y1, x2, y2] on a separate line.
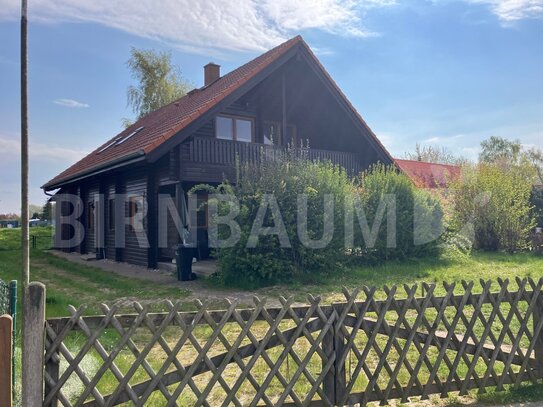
[42, 149, 146, 190]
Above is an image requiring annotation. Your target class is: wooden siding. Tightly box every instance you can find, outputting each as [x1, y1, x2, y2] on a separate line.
[192, 119, 213, 138]
[104, 181, 116, 261]
[124, 168, 149, 267]
[158, 184, 179, 260]
[155, 152, 179, 186]
[85, 180, 100, 254]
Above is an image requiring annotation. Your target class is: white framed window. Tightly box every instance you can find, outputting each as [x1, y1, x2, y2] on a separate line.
[215, 115, 254, 142]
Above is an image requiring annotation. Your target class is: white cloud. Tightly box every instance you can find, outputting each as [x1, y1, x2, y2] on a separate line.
[0, 136, 88, 162]
[466, 0, 543, 21]
[260, 0, 394, 38]
[422, 134, 464, 144]
[0, 0, 395, 53]
[53, 98, 89, 108]
[423, 136, 442, 143]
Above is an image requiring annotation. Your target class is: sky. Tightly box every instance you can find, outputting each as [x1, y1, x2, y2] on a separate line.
[0, 0, 542, 214]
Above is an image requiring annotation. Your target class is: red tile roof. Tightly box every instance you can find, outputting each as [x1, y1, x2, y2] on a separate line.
[395, 159, 461, 188]
[43, 35, 394, 189]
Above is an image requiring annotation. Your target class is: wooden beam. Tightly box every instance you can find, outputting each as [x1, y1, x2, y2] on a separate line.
[147, 165, 158, 269]
[114, 175, 124, 262]
[0, 315, 12, 407]
[78, 185, 87, 254]
[22, 283, 46, 407]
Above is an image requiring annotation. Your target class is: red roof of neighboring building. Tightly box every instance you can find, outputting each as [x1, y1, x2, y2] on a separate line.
[43, 35, 394, 190]
[395, 159, 461, 188]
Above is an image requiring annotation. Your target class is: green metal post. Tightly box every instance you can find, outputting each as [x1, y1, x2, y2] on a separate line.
[10, 280, 17, 389]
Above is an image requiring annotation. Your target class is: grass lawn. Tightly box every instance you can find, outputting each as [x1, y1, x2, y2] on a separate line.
[3, 227, 543, 406]
[0, 228, 189, 318]
[2, 227, 543, 318]
[279, 251, 543, 302]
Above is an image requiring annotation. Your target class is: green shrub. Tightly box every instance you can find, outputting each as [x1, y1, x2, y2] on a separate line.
[352, 164, 444, 262]
[451, 164, 535, 252]
[531, 186, 543, 227]
[192, 155, 445, 287]
[195, 151, 354, 286]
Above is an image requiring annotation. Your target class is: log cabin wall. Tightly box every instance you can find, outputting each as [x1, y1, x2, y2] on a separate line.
[104, 179, 117, 261]
[84, 179, 100, 255]
[123, 167, 149, 267]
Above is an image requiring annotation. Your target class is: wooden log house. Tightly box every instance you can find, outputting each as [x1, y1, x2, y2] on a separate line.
[42, 35, 396, 269]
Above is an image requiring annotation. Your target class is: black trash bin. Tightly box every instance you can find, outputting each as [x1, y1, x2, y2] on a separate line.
[175, 244, 196, 281]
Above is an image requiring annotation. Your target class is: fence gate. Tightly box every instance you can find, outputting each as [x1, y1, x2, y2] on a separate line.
[43, 278, 543, 406]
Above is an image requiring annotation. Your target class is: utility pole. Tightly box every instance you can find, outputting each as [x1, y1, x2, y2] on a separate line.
[21, 0, 29, 286]
[21, 0, 37, 404]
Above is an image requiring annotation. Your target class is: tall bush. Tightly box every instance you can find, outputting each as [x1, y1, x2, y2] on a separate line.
[531, 186, 543, 227]
[451, 163, 535, 252]
[193, 155, 445, 286]
[353, 164, 444, 261]
[195, 151, 354, 286]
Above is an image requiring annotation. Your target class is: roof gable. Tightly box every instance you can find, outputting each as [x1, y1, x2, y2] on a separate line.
[43, 35, 394, 190]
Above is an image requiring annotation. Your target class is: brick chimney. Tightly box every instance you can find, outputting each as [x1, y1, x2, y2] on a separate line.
[204, 62, 220, 86]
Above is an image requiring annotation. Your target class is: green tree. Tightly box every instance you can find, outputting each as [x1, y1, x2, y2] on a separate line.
[479, 136, 521, 166]
[525, 147, 543, 184]
[42, 201, 52, 221]
[405, 143, 467, 166]
[29, 204, 43, 219]
[451, 163, 535, 252]
[124, 48, 192, 125]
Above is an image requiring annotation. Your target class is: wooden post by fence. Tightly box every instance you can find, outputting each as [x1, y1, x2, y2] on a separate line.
[334, 321, 347, 405]
[9, 280, 17, 390]
[534, 293, 543, 379]
[0, 314, 13, 407]
[44, 350, 60, 407]
[322, 321, 335, 402]
[22, 282, 46, 407]
[322, 309, 347, 406]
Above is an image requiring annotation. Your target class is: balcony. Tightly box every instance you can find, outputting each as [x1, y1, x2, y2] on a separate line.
[180, 136, 361, 183]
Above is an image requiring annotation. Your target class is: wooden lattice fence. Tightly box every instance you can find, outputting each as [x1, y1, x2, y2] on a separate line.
[44, 278, 543, 406]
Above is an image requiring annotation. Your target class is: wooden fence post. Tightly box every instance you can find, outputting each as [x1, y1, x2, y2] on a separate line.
[22, 282, 46, 407]
[322, 309, 347, 406]
[334, 322, 347, 406]
[534, 286, 543, 379]
[44, 349, 60, 407]
[322, 320, 335, 402]
[9, 280, 17, 390]
[0, 314, 13, 407]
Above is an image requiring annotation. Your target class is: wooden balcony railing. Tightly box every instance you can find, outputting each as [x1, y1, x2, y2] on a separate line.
[181, 136, 361, 178]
